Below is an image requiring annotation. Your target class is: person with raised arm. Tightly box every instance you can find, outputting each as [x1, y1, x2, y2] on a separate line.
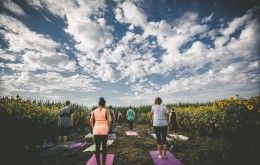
[58, 100, 74, 147]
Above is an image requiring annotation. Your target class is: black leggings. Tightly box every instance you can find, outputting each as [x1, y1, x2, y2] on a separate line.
[128, 120, 134, 130]
[94, 135, 108, 164]
[154, 126, 167, 145]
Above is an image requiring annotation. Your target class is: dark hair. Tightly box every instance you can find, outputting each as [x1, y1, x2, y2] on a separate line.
[65, 100, 70, 105]
[129, 106, 132, 109]
[98, 97, 106, 107]
[155, 97, 162, 105]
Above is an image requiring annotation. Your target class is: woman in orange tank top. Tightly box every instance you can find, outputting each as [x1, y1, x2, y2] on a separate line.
[90, 97, 112, 165]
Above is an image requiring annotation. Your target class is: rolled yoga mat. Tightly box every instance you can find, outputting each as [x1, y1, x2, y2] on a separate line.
[86, 154, 114, 165]
[125, 131, 138, 136]
[149, 151, 183, 165]
[83, 140, 114, 152]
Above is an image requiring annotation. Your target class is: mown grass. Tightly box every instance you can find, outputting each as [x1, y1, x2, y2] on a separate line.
[6, 123, 259, 165]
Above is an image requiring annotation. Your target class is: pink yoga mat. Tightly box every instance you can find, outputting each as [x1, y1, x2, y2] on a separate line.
[125, 131, 138, 136]
[149, 151, 183, 165]
[86, 154, 114, 165]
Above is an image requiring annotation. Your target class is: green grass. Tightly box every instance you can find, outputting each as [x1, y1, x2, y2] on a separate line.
[9, 123, 259, 165]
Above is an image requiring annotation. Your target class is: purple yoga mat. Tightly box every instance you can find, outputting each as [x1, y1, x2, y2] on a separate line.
[149, 151, 183, 165]
[68, 142, 86, 149]
[125, 131, 138, 136]
[86, 154, 114, 165]
[108, 133, 116, 140]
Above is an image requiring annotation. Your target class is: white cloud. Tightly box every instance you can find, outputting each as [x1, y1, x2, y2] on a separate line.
[3, 1, 26, 16]
[1, 71, 98, 95]
[202, 12, 214, 23]
[27, 0, 113, 60]
[0, 14, 76, 72]
[0, 1, 259, 105]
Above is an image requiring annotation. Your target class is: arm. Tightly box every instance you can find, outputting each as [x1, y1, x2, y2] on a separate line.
[165, 107, 169, 125]
[58, 116, 61, 126]
[106, 109, 112, 130]
[90, 111, 94, 131]
[169, 112, 172, 124]
[176, 113, 179, 126]
[70, 112, 74, 126]
[165, 112, 169, 125]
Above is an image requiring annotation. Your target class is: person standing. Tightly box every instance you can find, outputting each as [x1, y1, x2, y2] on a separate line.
[169, 107, 179, 135]
[90, 98, 112, 165]
[108, 106, 115, 133]
[117, 111, 123, 126]
[58, 100, 74, 147]
[126, 106, 135, 131]
[151, 97, 169, 159]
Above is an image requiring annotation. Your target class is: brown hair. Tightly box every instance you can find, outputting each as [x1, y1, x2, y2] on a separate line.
[98, 97, 106, 107]
[155, 97, 162, 105]
[65, 100, 70, 106]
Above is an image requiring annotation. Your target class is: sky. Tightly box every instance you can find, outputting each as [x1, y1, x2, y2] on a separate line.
[0, 0, 259, 106]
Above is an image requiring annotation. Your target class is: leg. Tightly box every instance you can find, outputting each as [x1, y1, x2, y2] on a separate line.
[128, 120, 131, 130]
[63, 136, 67, 144]
[58, 136, 62, 146]
[101, 135, 108, 164]
[161, 126, 168, 158]
[154, 126, 163, 158]
[130, 121, 134, 130]
[94, 135, 102, 165]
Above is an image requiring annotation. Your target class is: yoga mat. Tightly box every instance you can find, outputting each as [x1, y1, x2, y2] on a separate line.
[149, 151, 183, 165]
[85, 133, 93, 139]
[85, 133, 116, 140]
[108, 133, 116, 140]
[37, 145, 59, 156]
[69, 142, 86, 149]
[168, 134, 189, 141]
[125, 131, 138, 136]
[151, 133, 171, 141]
[83, 140, 114, 152]
[37, 141, 77, 156]
[86, 154, 114, 165]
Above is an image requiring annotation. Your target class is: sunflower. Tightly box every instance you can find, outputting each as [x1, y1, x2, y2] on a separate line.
[243, 100, 249, 105]
[229, 96, 235, 101]
[247, 105, 253, 111]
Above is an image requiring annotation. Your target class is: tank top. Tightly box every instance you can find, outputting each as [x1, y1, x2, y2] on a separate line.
[93, 108, 109, 135]
[127, 109, 135, 121]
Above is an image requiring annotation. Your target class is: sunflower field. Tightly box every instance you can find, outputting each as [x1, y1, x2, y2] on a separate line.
[1, 95, 259, 146]
[0, 96, 89, 145]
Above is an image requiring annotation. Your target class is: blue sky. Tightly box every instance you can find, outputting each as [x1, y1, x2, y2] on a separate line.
[0, 0, 259, 106]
